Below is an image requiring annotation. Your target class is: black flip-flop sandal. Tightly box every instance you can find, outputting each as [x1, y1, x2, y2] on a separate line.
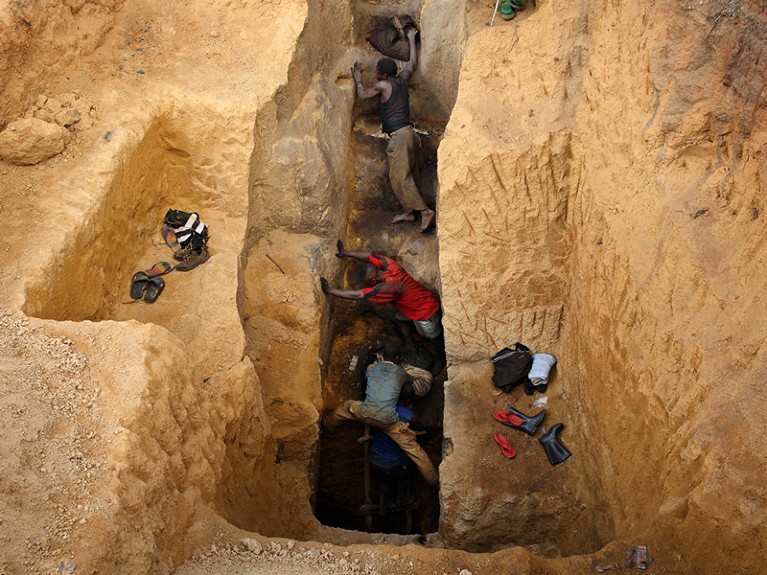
[143, 276, 165, 304]
[144, 261, 174, 277]
[130, 272, 150, 300]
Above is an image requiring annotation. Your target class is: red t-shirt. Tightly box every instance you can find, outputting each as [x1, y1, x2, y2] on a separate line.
[361, 254, 440, 321]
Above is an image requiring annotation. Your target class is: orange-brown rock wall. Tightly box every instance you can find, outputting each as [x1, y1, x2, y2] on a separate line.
[3, 0, 766, 572]
[0, 0, 123, 120]
[438, 0, 767, 571]
[565, 0, 767, 569]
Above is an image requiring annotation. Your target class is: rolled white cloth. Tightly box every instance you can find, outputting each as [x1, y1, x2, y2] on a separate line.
[401, 363, 434, 397]
[528, 353, 557, 384]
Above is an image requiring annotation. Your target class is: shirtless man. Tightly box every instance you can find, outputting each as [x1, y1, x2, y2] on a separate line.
[352, 26, 435, 232]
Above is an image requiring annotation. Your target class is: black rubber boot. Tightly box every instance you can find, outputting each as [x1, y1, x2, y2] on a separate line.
[539, 423, 571, 465]
[507, 406, 546, 436]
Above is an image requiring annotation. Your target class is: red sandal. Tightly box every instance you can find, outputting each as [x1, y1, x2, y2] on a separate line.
[493, 409, 524, 427]
[494, 433, 516, 459]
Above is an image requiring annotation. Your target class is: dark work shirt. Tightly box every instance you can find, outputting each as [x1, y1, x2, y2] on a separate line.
[380, 75, 411, 134]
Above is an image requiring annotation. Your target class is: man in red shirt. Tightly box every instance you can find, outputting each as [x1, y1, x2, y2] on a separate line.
[321, 241, 444, 364]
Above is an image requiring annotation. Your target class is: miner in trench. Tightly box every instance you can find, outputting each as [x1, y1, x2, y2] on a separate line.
[351, 26, 435, 232]
[320, 241, 446, 376]
[368, 403, 419, 514]
[322, 342, 439, 485]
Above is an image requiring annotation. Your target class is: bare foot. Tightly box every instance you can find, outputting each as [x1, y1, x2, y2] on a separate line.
[419, 209, 435, 232]
[391, 211, 417, 224]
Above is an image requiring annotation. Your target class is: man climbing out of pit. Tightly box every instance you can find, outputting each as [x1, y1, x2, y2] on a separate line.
[320, 240, 446, 376]
[351, 24, 435, 232]
[323, 342, 439, 485]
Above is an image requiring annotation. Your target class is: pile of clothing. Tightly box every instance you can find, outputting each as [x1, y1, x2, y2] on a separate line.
[491, 342, 556, 395]
[128, 209, 210, 304]
[490, 342, 569, 466]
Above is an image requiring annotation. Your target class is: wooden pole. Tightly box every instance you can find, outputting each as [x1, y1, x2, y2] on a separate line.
[362, 424, 373, 532]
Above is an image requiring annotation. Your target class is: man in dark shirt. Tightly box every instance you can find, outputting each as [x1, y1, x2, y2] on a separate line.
[351, 26, 435, 232]
[369, 405, 413, 475]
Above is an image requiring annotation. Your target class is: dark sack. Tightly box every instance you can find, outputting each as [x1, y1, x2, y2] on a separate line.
[366, 15, 419, 61]
[492, 343, 533, 393]
[164, 209, 209, 250]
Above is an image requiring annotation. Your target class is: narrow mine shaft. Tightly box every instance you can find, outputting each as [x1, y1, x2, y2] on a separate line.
[314, 102, 447, 533]
[315, 313, 444, 534]
[305, 2, 454, 538]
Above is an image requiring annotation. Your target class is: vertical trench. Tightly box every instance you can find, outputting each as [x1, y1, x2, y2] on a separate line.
[315, 114, 447, 534]
[313, 1, 456, 534]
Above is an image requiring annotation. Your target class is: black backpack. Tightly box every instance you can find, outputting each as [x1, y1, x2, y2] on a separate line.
[164, 209, 209, 251]
[492, 343, 533, 393]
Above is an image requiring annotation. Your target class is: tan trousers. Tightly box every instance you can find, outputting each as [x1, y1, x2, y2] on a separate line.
[386, 126, 428, 212]
[323, 400, 439, 485]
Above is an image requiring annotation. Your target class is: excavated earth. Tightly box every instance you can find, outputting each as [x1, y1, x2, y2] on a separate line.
[1, 1, 766, 574]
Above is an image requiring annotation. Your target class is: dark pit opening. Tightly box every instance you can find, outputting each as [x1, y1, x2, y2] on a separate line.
[315, 310, 445, 534]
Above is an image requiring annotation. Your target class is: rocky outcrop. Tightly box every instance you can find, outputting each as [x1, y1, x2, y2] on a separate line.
[0, 0, 123, 119]
[0, 117, 69, 164]
[0, 92, 95, 164]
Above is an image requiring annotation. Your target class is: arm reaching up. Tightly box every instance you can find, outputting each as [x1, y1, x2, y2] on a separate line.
[335, 239, 372, 261]
[399, 28, 418, 81]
